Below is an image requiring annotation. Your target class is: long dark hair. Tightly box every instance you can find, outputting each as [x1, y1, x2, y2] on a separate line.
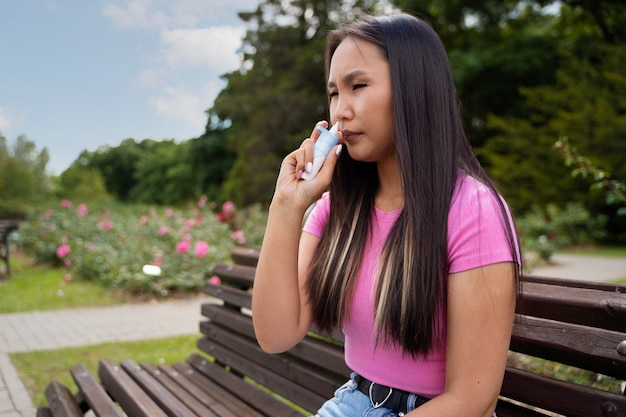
[306, 13, 521, 357]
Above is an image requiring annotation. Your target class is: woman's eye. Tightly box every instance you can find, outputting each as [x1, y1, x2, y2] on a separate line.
[353, 83, 367, 90]
[328, 91, 338, 98]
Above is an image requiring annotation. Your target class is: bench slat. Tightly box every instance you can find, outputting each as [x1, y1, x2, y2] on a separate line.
[501, 366, 626, 417]
[160, 362, 242, 417]
[203, 284, 251, 309]
[212, 263, 255, 289]
[518, 281, 626, 332]
[511, 315, 626, 379]
[98, 358, 169, 417]
[36, 407, 54, 417]
[44, 381, 82, 417]
[200, 321, 345, 397]
[172, 361, 265, 417]
[70, 363, 123, 417]
[495, 399, 548, 417]
[140, 362, 219, 417]
[120, 359, 197, 417]
[197, 336, 328, 413]
[186, 353, 305, 417]
[231, 247, 260, 267]
[201, 304, 349, 378]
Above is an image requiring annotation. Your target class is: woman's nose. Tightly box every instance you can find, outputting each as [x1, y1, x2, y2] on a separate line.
[331, 97, 352, 123]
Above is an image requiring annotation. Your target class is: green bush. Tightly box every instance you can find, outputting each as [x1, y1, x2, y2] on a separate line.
[16, 198, 267, 296]
[518, 202, 607, 262]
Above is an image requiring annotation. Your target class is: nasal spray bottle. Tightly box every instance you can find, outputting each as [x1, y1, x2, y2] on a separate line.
[301, 122, 340, 180]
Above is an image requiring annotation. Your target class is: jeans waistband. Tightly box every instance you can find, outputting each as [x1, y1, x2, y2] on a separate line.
[353, 374, 430, 415]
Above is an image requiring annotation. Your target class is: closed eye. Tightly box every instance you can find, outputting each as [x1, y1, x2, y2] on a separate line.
[353, 83, 367, 90]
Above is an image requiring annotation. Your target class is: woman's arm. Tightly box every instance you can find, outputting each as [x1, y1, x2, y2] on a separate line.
[252, 122, 342, 354]
[409, 262, 516, 416]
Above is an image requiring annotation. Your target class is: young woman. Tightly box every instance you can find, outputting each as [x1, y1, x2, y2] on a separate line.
[252, 12, 521, 417]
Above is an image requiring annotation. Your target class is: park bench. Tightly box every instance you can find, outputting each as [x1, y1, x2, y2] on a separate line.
[38, 246, 626, 417]
[0, 218, 20, 278]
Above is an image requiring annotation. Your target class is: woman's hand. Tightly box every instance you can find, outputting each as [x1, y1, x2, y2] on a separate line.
[272, 121, 342, 212]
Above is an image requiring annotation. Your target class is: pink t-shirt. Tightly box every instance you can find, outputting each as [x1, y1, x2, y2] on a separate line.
[302, 173, 518, 396]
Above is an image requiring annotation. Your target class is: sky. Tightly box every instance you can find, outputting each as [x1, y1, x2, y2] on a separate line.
[0, 0, 261, 174]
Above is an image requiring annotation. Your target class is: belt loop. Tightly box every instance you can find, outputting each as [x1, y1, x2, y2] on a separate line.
[369, 382, 393, 408]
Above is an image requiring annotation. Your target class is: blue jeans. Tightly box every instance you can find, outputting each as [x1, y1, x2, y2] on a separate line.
[313, 374, 497, 417]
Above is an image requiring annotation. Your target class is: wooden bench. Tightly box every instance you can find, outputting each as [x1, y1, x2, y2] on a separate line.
[37, 247, 626, 417]
[0, 219, 20, 279]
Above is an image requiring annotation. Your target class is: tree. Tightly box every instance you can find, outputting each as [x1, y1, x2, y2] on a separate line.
[481, 21, 626, 240]
[58, 164, 111, 202]
[189, 111, 236, 202]
[129, 140, 195, 205]
[205, 0, 383, 206]
[0, 133, 50, 215]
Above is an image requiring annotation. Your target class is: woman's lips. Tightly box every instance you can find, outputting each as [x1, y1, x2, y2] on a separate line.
[341, 129, 360, 143]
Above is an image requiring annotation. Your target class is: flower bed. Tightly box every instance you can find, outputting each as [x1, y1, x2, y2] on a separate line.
[16, 198, 267, 296]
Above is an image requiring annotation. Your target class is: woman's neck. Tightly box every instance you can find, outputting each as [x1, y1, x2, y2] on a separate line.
[375, 157, 404, 212]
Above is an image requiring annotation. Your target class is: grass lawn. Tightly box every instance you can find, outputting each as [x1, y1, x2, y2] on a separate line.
[10, 334, 203, 407]
[563, 245, 626, 258]
[0, 250, 126, 313]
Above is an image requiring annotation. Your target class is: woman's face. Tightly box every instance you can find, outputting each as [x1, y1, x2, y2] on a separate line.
[328, 36, 395, 164]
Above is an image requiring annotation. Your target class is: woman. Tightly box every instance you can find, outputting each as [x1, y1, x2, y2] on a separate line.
[252, 12, 520, 417]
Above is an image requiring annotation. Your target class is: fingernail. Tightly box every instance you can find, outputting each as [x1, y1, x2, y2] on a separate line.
[306, 162, 313, 173]
[296, 169, 303, 179]
[335, 144, 342, 156]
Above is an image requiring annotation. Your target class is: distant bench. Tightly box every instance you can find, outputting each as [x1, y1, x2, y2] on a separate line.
[0, 219, 20, 278]
[38, 247, 626, 417]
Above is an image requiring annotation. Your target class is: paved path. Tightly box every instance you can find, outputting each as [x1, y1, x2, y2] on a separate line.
[0, 296, 213, 417]
[1, 255, 626, 416]
[530, 253, 626, 282]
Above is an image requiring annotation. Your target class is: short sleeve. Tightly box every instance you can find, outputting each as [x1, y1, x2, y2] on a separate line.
[447, 175, 519, 274]
[302, 192, 331, 238]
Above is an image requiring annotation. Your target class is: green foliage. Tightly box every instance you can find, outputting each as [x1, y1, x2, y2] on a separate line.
[555, 137, 626, 216]
[0, 133, 50, 215]
[16, 199, 267, 296]
[212, 0, 383, 206]
[517, 202, 607, 262]
[482, 39, 626, 238]
[58, 165, 112, 202]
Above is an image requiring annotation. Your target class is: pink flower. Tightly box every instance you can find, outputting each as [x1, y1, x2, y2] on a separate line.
[44, 209, 54, 219]
[198, 195, 208, 208]
[101, 220, 112, 231]
[165, 209, 173, 218]
[208, 276, 221, 286]
[56, 244, 71, 258]
[60, 200, 73, 208]
[194, 241, 210, 258]
[176, 240, 190, 254]
[158, 226, 168, 236]
[77, 203, 88, 217]
[222, 201, 236, 213]
[153, 254, 164, 267]
[64, 274, 73, 282]
[231, 230, 247, 244]
[140, 216, 149, 225]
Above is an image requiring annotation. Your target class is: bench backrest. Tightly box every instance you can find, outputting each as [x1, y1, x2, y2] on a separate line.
[202, 247, 626, 417]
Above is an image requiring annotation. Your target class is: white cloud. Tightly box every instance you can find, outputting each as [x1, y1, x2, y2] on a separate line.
[160, 26, 245, 73]
[0, 107, 25, 133]
[147, 78, 227, 130]
[102, 0, 168, 29]
[101, 0, 257, 133]
[103, 0, 259, 29]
